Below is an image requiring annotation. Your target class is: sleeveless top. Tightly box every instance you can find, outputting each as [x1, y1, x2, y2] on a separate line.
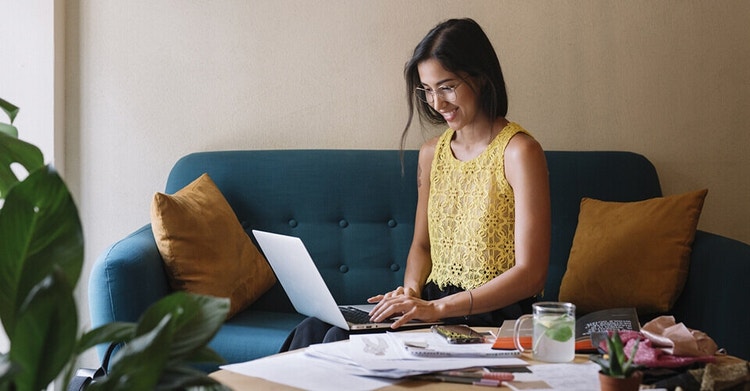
[426, 122, 531, 290]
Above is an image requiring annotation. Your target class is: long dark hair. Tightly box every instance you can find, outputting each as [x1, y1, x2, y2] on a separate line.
[400, 18, 508, 151]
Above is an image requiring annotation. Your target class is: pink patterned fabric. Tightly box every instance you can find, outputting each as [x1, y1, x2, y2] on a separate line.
[617, 330, 716, 368]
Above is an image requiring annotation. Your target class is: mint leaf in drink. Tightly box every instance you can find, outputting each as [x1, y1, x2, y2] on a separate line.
[545, 323, 573, 342]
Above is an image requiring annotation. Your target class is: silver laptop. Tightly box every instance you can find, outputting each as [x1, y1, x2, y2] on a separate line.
[252, 230, 442, 331]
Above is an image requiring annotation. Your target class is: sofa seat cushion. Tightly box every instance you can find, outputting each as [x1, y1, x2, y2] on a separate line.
[206, 310, 305, 368]
[559, 189, 708, 314]
[151, 173, 276, 319]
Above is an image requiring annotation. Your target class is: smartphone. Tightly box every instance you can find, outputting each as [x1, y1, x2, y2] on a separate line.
[431, 324, 484, 344]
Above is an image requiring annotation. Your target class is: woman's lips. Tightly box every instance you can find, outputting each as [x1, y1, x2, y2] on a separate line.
[441, 108, 458, 122]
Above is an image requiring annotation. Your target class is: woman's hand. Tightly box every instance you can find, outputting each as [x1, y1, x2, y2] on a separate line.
[367, 286, 417, 304]
[367, 286, 440, 328]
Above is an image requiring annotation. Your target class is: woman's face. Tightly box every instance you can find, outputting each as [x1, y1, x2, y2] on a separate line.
[417, 58, 486, 132]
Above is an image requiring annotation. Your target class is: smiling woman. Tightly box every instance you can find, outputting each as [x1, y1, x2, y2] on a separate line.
[376, 17, 550, 329]
[401, 18, 509, 149]
[415, 59, 488, 158]
[280, 18, 551, 351]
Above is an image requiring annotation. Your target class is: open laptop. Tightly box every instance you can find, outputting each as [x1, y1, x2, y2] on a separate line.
[252, 230, 442, 331]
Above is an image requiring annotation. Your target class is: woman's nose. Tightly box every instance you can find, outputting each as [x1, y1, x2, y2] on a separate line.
[432, 94, 447, 110]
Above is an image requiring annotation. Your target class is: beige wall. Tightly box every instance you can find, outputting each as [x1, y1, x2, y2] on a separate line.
[0, 0, 744, 367]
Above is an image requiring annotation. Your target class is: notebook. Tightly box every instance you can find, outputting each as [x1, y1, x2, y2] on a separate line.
[252, 230, 442, 331]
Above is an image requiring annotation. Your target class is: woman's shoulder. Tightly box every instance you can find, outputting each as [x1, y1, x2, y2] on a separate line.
[421, 128, 454, 151]
[418, 136, 438, 163]
[419, 129, 451, 155]
[503, 122, 542, 156]
[504, 129, 547, 178]
[506, 131, 543, 155]
[420, 134, 439, 150]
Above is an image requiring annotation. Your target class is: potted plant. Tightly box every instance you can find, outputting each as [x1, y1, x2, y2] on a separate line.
[0, 98, 230, 390]
[589, 330, 643, 391]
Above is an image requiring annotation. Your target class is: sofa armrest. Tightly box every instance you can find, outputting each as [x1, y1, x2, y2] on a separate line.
[670, 230, 750, 360]
[89, 224, 171, 328]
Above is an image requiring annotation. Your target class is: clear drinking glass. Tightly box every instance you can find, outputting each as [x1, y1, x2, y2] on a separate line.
[513, 301, 576, 362]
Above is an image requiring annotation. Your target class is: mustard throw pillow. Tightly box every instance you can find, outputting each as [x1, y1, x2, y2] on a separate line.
[151, 173, 276, 319]
[559, 189, 708, 314]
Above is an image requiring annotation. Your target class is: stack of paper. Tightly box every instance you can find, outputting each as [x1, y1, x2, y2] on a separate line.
[309, 331, 527, 377]
[221, 330, 527, 390]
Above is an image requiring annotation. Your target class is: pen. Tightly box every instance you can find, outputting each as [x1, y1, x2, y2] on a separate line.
[414, 374, 504, 387]
[441, 371, 515, 381]
[415, 371, 514, 387]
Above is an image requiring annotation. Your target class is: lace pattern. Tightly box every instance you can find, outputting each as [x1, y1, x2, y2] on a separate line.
[426, 122, 530, 290]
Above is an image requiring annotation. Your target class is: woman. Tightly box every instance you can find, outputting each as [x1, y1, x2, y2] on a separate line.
[368, 17, 550, 328]
[280, 18, 549, 350]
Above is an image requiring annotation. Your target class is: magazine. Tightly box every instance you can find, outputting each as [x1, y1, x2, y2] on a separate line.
[492, 307, 640, 352]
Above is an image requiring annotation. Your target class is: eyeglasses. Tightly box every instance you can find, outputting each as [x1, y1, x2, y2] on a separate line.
[415, 82, 462, 105]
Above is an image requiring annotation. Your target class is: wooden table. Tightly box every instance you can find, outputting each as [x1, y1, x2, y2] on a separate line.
[209, 326, 594, 391]
[211, 354, 750, 390]
[211, 354, 595, 390]
[212, 367, 526, 390]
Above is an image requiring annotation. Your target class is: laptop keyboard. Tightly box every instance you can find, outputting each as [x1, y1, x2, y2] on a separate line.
[339, 306, 373, 324]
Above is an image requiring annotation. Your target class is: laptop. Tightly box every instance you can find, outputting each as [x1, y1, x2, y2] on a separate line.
[252, 230, 442, 331]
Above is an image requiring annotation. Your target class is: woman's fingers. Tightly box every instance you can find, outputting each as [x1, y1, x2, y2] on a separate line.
[368, 286, 418, 322]
[367, 286, 405, 305]
[391, 307, 419, 329]
[370, 295, 421, 324]
[369, 295, 405, 321]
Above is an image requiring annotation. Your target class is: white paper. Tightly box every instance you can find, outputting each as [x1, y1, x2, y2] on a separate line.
[221, 350, 398, 391]
[339, 331, 526, 373]
[528, 362, 601, 390]
[304, 338, 524, 377]
[385, 331, 521, 358]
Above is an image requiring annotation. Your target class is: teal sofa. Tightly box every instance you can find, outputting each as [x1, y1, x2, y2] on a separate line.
[89, 150, 750, 370]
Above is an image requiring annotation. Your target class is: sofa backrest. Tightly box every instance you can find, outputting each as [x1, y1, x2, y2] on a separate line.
[166, 150, 419, 311]
[165, 150, 662, 309]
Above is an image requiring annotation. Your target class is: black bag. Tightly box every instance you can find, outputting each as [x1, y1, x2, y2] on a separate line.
[67, 343, 118, 391]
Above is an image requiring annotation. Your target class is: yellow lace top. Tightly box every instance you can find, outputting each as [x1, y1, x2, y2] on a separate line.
[426, 122, 530, 290]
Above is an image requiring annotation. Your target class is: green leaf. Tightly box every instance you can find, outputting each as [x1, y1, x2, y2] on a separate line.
[182, 346, 226, 366]
[544, 322, 573, 343]
[138, 292, 229, 364]
[0, 132, 44, 199]
[0, 353, 21, 387]
[76, 322, 137, 354]
[89, 316, 175, 391]
[622, 339, 640, 376]
[0, 97, 20, 143]
[82, 294, 228, 390]
[0, 98, 19, 124]
[590, 331, 642, 377]
[0, 165, 83, 336]
[0, 123, 18, 138]
[607, 332, 624, 376]
[170, 294, 228, 362]
[589, 354, 610, 371]
[10, 270, 78, 391]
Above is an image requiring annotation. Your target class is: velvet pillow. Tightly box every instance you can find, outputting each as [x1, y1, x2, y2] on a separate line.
[151, 173, 276, 319]
[559, 189, 708, 314]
